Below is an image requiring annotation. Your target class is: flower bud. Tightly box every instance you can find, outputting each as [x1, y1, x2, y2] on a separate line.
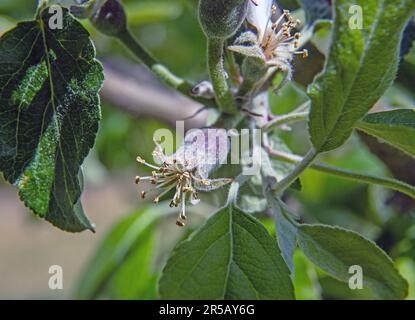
[198, 0, 249, 39]
[90, 0, 127, 37]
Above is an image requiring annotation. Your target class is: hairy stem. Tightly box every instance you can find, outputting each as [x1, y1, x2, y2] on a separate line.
[264, 111, 309, 131]
[291, 100, 311, 114]
[207, 38, 237, 114]
[267, 148, 415, 199]
[272, 148, 318, 195]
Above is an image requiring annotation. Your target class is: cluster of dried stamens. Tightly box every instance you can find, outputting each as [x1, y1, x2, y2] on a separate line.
[135, 155, 209, 227]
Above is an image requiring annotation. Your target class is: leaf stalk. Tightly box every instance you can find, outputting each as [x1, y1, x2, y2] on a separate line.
[266, 148, 415, 199]
[207, 38, 238, 114]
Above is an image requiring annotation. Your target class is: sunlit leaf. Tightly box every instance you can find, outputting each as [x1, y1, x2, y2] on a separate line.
[294, 251, 321, 300]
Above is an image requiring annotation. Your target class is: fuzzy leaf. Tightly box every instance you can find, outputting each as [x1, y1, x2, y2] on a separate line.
[270, 198, 298, 276]
[159, 206, 294, 299]
[308, 0, 415, 152]
[298, 224, 408, 299]
[0, 7, 103, 231]
[356, 109, 415, 158]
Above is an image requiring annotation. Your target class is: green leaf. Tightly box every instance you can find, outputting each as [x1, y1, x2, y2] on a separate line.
[75, 205, 173, 299]
[318, 275, 374, 299]
[396, 257, 415, 300]
[112, 226, 157, 300]
[293, 251, 321, 300]
[308, 0, 415, 152]
[159, 206, 294, 299]
[268, 197, 298, 276]
[356, 109, 415, 158]
[297, 224, 408, 299]
[0, 7, 104, 231]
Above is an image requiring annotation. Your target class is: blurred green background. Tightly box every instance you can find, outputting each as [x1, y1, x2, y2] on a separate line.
[0, 0, 414, 300]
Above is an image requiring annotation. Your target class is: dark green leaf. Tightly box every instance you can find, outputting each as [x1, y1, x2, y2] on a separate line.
[297, 224, 408, 299]
[159, 206, 294, 299]
[356, 109, 415, 158]
[0, 7, 104, 231]
[308, 0, 415, 152]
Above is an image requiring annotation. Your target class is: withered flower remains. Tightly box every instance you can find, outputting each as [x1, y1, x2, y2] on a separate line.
[135, 129, 232, 227]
